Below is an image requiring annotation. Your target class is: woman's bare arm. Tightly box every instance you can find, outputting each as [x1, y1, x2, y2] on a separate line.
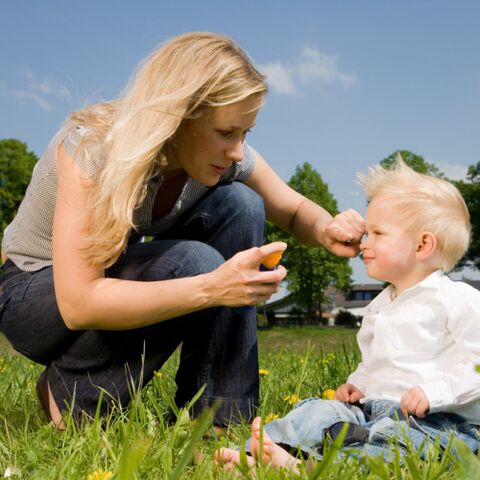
[246, 150, 364, 256]
[53, 145, 286, 330]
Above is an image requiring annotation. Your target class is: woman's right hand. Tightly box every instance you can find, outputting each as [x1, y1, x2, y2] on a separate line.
[205, 242, 288, 307]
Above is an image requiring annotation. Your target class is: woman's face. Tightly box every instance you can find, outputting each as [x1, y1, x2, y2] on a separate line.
[168, 95, 262, 186]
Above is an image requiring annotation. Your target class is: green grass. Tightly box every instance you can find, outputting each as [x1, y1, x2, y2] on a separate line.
[257, 325, 358, 354]
[0, 327, 479, 479]
[0, 333, 15, 356]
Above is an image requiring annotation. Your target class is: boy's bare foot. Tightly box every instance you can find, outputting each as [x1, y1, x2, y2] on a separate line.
[250, 416, 300, 472]
[214, 447, 255, 472]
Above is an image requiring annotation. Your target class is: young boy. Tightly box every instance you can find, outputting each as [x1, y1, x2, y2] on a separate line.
[216, 157, 480, 471]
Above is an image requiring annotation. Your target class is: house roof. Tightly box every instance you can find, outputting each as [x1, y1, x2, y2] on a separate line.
[262, 294, 299, 312]
[264, 283, 385, 311]
[349, 283, 384, 291]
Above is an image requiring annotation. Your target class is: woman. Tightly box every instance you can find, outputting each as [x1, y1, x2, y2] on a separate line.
[0, 32, 364, 428]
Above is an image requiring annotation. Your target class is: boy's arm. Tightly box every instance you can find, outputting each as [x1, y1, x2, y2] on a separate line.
[416, 286, 480, 412]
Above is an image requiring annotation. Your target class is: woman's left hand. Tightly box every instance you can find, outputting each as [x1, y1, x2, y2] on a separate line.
[323, 209, 364, 257]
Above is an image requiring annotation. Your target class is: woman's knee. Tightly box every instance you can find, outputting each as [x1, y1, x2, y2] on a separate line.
[144, 240, 224, 280]
[213, 183, 265, 249]
[227, 182, 265, 225]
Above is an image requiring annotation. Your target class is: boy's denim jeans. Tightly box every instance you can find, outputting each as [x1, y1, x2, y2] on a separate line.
[0, 182, 265, 424]
[248, 398, 480, 460]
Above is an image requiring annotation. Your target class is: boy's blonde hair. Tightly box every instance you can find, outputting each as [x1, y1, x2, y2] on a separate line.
[69, 32, 267, 268]
[358, 155, 471, 272]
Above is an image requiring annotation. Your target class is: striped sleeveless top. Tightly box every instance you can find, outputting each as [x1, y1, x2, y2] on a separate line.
[1, 122, 256, 272]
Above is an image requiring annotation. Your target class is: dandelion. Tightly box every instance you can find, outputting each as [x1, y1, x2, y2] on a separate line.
[258, 368, 270, 376]
[265, 413, 279, 423]
[322, 388, 336, 400]
[87, 468, 113, 480]
[284, 393, 299, 405]
[321, 352, 336, 366]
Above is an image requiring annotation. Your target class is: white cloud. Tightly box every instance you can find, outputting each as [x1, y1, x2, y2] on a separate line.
[23, 66, 71, 100]
[10, 90, 52, 111]
[258, 46, 357, 95]
[1, 67, 71, 111]
[259, 61, 297, 95]
[433, 160, 468, 181]
[298, 47, 357, 87]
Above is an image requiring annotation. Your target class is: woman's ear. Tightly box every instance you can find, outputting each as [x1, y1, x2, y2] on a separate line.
[415, 231, 437, 261]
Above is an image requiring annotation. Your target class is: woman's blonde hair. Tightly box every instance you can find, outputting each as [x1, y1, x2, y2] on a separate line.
[69, 32, 267, 268]
[358, 155, 471, 272]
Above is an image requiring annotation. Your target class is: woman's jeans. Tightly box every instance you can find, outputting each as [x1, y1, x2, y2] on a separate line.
[249, 398, 480, 460]
[0, 182, 265, 424]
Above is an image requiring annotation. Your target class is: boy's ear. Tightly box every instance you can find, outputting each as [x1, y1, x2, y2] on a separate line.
[415, 231, 437, 261]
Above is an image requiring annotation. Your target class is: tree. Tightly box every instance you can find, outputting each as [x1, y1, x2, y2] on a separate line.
[380, 150, 444, 177]
[0, 139, 38, 242]
[266, 162, 352, 322]
[454, 162, 480, 271]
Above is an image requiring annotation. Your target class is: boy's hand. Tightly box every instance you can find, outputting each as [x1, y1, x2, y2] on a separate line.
[334, 383, 365, 404]
[400, 386, 430, 418]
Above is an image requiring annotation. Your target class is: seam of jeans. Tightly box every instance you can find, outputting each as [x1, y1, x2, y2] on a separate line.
[330, 400, 348, 423]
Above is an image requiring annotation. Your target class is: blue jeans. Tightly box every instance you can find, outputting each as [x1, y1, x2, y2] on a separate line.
[247, 398, 480, 460]
[0, 182, 265, 424]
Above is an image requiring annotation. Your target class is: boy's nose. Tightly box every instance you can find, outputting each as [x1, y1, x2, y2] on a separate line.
[359, 235, 368, 251]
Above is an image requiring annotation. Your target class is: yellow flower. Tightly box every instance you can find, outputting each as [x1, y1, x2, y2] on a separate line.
[322, 389, 336, 400]
[321, 353, 336, 366]
[265, 413, 279, 423]
[258, 368, 270, 376]
[87, 469, 113, 480]
[283, 393, 300, 405]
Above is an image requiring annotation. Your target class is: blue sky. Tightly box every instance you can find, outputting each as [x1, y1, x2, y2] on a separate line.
[1, 0, 479, 283]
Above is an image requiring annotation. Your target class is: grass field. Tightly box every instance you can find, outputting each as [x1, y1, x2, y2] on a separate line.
[0, 327, 479, 479]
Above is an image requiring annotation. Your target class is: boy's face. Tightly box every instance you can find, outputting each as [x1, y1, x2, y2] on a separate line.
[360, 195, 418, 286]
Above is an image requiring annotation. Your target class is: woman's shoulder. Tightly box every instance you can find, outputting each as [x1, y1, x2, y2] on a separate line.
[57, 122, 105, 180]
[61, 124, 92, 155]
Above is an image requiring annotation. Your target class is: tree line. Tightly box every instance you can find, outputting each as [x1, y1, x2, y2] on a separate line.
[1, 139, 479, 319]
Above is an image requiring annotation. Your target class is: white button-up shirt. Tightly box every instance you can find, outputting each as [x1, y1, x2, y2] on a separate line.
[347, 270, 480, 424]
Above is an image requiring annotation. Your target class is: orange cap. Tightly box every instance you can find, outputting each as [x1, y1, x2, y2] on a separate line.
[261, 251, 283, 270]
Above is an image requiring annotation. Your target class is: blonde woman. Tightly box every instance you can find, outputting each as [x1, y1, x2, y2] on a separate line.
[0, 32, 364, 428]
